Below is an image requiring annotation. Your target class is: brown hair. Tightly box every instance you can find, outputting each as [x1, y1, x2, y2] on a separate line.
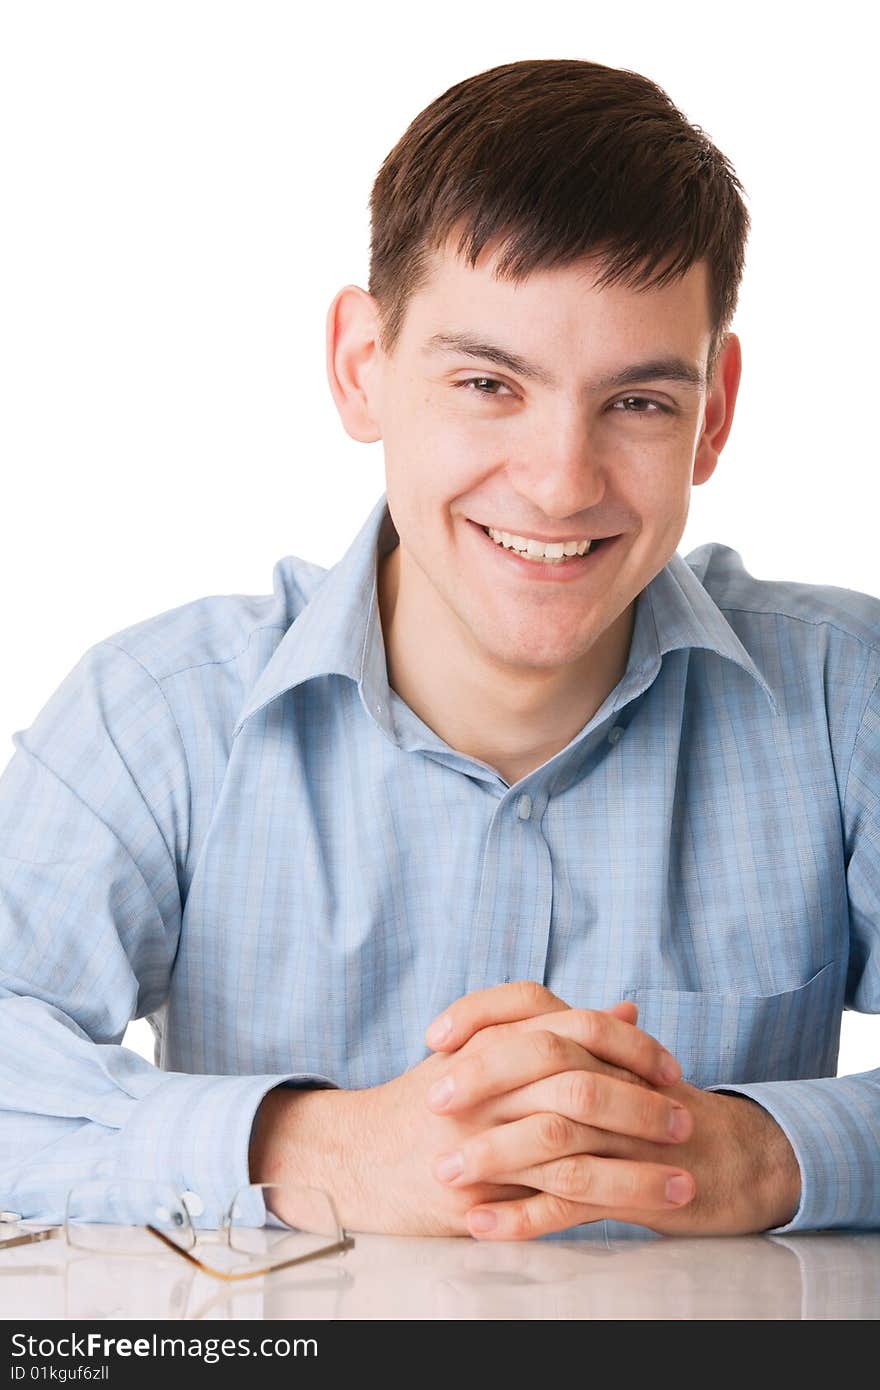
[368, 58, 750, 386]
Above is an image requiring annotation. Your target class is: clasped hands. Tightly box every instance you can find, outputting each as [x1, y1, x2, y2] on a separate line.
[420, 981, 801, 1240]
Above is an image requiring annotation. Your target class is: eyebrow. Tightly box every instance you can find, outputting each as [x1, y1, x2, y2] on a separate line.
[423, 332, 706, 393]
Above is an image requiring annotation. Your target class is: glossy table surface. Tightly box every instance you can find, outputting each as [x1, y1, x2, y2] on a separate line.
[2, 1226, 879, 1320]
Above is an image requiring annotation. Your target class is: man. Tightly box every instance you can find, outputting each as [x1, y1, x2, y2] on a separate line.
[1, 58, 878, 1244]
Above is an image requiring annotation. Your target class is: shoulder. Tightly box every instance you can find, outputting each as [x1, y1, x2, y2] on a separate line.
[91, 552, 329, 683]
[683, 540, 880, 664]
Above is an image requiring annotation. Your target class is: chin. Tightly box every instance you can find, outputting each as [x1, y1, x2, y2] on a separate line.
[479, 630, 591, 673]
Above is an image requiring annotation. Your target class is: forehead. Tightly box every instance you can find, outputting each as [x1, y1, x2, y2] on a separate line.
[409, 231, 712, 344]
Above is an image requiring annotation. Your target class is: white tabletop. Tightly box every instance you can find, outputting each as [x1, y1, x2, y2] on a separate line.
[2, 1227, 879, 1320]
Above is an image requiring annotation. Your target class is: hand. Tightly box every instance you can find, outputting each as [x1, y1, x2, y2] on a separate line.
[450, 1081, 802, 1239]
[424, 982, 801, 1238]
[248, 984, 688, 1238]
[422, 981, 697, 1238]
[249, 1053, 537, 1237]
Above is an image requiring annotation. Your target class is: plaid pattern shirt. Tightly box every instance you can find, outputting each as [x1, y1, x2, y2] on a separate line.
[1, 491, 878, 1237]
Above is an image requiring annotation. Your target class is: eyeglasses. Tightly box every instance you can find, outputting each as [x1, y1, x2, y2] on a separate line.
[0, 1180, 354, 1281]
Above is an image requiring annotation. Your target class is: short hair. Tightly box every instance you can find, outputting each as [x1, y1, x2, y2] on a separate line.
[368, 58, 750, 386]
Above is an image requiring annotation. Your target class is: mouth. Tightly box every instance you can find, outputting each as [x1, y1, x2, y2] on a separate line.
[467, 519, 622, 582]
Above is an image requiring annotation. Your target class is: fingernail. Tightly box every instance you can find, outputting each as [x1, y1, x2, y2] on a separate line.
[426, 1014, 452, 1047]
[665, 1175, 693, 1205]
[659, 1056, 682, 1085]
[435, 1151, 464, 1182]
[427, 1075, 454, 1108]
[469, 1209, 497, 1233]
[667, 1107, 691, 1142]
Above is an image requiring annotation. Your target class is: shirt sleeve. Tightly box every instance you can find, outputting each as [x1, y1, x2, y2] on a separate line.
[706, 669, 880, 1233]
[0, 640, 337, 1228]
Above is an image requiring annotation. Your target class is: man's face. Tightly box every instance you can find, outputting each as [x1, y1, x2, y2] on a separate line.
[369, 237, 724, 679]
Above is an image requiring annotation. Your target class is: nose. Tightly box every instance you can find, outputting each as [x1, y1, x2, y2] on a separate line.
[507, 409, 607, 523]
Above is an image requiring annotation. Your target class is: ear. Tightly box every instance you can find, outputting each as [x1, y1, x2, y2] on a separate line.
[325, 284, 384, 444]
[692, 332, 742, 486]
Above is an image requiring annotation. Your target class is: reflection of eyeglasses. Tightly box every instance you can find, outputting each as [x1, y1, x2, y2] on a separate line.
[0, 1180, 354, 1282]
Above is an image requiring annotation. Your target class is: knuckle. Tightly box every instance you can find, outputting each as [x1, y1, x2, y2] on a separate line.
[622, 1166, 652, 1206]
[516, 979, 551, 1010]
[581, 1009, 607, 1050]
[569, 1009, 597, 1050]
[565, 1070, 597, 1119]
[546, 1192, 578, 1229]
[536, 1110, 572, 1153]
[638, 1093, 665, 1135]
[551, 1155, 585, 1198]
[533, 1028, 567, 1066]
[507, 1201, 539, 1240]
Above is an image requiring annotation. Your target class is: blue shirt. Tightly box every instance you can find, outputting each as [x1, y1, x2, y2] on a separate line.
[1, 492, 879, 1238]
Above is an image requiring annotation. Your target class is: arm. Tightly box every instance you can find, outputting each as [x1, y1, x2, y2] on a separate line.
[0, 640, 332, 1227]
[704, 670, 880, 1233]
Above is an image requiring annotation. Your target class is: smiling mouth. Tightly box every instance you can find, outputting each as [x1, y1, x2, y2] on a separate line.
[478, 523, 615, 563]
[468, 518, 622, 579]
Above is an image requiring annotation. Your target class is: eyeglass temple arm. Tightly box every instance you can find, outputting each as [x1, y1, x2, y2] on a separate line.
[0, 1229, 58, 1252]
[146, 1224, 354, 1282]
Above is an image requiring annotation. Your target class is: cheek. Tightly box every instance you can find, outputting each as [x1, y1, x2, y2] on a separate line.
[389, 432, 497, 506]
[625, 444, 694, 508]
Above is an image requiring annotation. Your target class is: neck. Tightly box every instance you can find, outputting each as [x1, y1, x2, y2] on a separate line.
[377, 541, 635, 786]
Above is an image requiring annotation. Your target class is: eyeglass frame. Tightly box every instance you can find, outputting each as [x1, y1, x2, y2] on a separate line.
[0, 1182, 355, 1282]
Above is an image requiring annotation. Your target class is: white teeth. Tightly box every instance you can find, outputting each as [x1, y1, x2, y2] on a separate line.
[486, 527, 593, 559]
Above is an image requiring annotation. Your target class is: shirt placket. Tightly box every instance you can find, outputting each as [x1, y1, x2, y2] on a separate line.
[462, 781, 554, 996]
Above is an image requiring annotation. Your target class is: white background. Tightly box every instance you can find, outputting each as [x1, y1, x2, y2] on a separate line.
[1, 2, 876, 1074]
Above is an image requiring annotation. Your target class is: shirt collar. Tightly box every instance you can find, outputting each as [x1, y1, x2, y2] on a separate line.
[233, 492, 779, 739]
[232, 493, 397, 738]
[626, 546, 780, 716]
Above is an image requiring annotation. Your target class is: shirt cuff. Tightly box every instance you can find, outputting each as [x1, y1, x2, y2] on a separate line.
[707, 1072, 880, 1233]
[115, 1069, 338, 1227]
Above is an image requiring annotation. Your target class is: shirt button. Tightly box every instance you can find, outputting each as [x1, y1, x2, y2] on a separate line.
[608, 726, 624, 745]
[517, 794, 532, 820]
[180, 1191, 205, 1217]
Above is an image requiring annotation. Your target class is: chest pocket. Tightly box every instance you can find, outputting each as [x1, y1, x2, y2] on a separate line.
[621, 960, 844, 1088]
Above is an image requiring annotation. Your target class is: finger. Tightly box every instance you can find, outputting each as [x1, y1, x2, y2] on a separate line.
[426, 1028, 601, 1113]
[426, 1032, 690, 1142]
[434, 1084, 690, 1189]
[497, 1154, 695, 1210]
[515, 1008, 681, 1088]
[426, 993, 637, 1056]
[456, 1010, 653, 1091]
[425, 980, 569, 1051]
[490, 1070, 644, 1128]
[604, 1000, 638, 1025]
[433, 1113, 621, 1188]
[467, 1191, 603, 1240]
[465, 1162, 695, 1239]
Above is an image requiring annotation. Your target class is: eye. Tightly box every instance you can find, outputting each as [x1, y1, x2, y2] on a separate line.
[612, 396, 673, 418]
[455, 376, 516, 398]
